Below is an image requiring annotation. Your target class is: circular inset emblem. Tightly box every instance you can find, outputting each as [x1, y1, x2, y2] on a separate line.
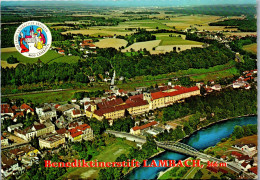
[14, 21, 52, 58]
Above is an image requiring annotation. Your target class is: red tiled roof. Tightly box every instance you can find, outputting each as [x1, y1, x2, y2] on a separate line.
[33, 124, 46, 130]
[56, 128, 67, 134]
[72, 109, 81, 115]
[82, 40, 93, 43]
[128, 94, 143, 100]
[151, 86, 199, 100]
[12, 111, 24, 120]
[241, 161, 250, 168]
[246, 73, 252, 77]
[231, 151, 243, 158]
[249, 167, 257, 175]
[58, 50, 64, 53]
[219, 168, 228, 174]
[86, 106, 91, 112]
[94, 104, 130, 116]
[55, 104, 60, 109]
[1, 136, 4, 140]
[206, 166, 219, 173]
[76, 124, 91, 131]
[238, 155, 251, 161]
[69, 128, 78, 134]
[20, 103, 34, 112]
[1, 104, 14, 114]
[11, 105, 19, 111]
[97, 98, 124, 109]
[69, 122, 79, 128]
[71, 131, 83, 138]
[132, 121, 157, 131]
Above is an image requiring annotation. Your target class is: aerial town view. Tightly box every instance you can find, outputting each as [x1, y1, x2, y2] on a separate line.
[0, 0, 257, 179]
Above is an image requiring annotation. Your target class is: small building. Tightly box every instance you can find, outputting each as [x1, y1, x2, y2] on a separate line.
[1, 153, 21, 178]
[39, 134, 66, 149]
[8, 123, 23, 132]
[211, 84, 221, 91]
[20, 103, 34, 115]
[241, 161, 251, 171]
[1, 136, 9, 146]
[58, 50, 65, 55]
[130, 121, 158, 135]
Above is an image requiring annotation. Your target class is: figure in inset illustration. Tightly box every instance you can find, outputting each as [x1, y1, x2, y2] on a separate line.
[19, 32, 29, 53]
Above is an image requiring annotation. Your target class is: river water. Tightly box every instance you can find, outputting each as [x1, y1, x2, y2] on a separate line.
[127, 116, 257, 179]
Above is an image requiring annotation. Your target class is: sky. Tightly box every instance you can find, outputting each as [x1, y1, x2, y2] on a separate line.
[1, 0, 257, 7]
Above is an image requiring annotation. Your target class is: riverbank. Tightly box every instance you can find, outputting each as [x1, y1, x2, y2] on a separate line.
[157, 157, 194, 179]
[127, 114, 257, 179]
[181, 114, 256, 141]
[123, 149, 166, 178]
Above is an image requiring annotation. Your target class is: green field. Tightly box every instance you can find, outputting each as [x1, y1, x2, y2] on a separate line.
[1, 50, 80, 64]
[61, 139, 136, 179]
[190, 67, 239, 82]
[118, 19, 172, 30]
[154, 33, 203, 45]
[243, 43, 257, 54]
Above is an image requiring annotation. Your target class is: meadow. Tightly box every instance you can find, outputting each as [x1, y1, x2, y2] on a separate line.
[95, 38, 128, 49]
[242, 43, 257, 55]
[1, 49, 80, 66]
[122, 40, 161, 52]
[154, 33, 203, 46]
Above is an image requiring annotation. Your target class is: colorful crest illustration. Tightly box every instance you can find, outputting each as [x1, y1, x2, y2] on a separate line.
[14, 21, 52, 58]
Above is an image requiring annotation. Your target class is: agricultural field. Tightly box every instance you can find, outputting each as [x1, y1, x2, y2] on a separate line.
[1, 50, 80, 64]
[122, 40, 161, 52]
[156, 33, 203, 45]
[243, 43, 257, 54]
[1, 47, 17, 52]
[62, 28, 132, 37]
[154, 44, 203, 54]
[161, 15, 224, 30]
[223, 32, 257, 37]
[1, 61, 19, 68]
[117, 19, 172, 30]
[95, 38, 128, 49]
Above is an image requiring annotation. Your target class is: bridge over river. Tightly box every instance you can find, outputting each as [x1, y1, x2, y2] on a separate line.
[105, 130, 255, 179]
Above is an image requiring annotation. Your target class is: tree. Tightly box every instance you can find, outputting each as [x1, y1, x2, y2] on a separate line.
[7, 55, 19, 64]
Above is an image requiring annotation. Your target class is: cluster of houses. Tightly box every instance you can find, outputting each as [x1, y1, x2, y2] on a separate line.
[195, 30, 256, 43]
[232, 69, 257, 89]
[219, 143, 258, 178]
[54, 39, 97, 56]
[1, 101, 94, 179]
[1, 103, 34, 122]
[196, 80, 222, 94]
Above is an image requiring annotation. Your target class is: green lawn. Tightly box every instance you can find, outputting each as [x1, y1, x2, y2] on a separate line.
[1, 50, 80, 64]
[154, 33, 203, 45]
[62, 139, 136, 179]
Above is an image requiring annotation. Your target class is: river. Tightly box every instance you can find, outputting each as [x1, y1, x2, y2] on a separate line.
[127, 115, 257, 179]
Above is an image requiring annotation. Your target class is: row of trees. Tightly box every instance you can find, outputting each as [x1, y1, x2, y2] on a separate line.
[124, 29, 156, 46]
[232, 124, 257, 139]
[2, 44, 234, 87]
[209, 18, 257, 32]
[156, 88, 257, 141]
